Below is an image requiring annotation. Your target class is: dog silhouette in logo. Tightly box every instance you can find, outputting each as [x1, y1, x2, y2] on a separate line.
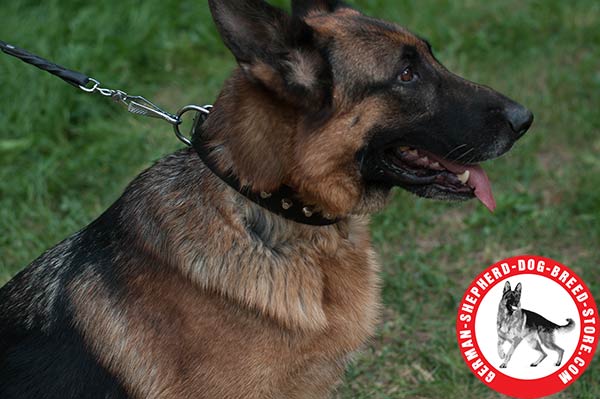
[497, 281, 576, 368]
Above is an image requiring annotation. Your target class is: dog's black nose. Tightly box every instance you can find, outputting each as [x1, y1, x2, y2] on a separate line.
[505, 104, 533, 138]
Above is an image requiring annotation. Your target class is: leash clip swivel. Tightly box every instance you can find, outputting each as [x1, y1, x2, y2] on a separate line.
[78, 78, 211, 146]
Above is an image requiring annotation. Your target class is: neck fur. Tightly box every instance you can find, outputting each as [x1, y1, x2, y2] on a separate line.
[201, 69, 298, 193]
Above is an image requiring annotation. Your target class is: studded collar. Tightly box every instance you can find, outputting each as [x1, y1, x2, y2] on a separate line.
[191, 115, 339, 226]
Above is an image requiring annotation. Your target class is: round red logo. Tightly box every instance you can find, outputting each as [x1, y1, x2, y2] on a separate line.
[456, 255, 599, 398]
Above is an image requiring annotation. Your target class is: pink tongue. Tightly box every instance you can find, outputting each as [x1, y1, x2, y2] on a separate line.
[426, 153, 496, 212]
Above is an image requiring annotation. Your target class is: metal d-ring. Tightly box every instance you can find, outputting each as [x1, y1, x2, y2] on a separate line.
[173, 104, 212, 146]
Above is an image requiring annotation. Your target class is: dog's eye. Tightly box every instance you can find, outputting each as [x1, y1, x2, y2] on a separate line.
[399, 67, 416, 82]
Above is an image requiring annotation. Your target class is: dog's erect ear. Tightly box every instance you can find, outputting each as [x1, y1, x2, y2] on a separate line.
[291, 0, 345, 18]
[514, 282, 522, 299]
[208, 0, 328, 107]
[503, 281, 511, 294]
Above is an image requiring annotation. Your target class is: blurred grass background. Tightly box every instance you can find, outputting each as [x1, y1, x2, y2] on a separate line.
[0, 0, 598, 398]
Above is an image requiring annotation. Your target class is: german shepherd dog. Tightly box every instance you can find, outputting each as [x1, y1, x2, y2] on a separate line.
[497, 282, 576, 369]
[0, 1, 533, 398]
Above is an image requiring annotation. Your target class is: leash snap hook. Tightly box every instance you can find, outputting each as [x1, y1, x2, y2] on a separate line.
[173, 104, 212, 147]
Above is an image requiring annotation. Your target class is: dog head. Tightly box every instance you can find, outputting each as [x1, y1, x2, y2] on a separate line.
[205, 0, 533, 217]
[502, 281, 522, 313]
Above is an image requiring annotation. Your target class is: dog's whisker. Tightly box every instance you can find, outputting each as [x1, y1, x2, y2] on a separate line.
[443, 144, 468, 159]
[455, 147, 475, 163]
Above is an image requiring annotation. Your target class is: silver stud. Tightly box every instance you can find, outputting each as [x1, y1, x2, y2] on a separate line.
[281, 199, 293, 210]
[260, 191, 272, 199]
[302, 207, 313, 217]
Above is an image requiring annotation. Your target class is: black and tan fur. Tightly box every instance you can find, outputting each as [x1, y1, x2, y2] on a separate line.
[497, 282, 576, 369]
[1, 1, 533, 398]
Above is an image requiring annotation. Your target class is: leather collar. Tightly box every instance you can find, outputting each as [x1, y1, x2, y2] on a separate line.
[191, 114, 339, 226]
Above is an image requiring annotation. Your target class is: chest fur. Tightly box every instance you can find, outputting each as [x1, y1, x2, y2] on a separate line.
[498, 310, 525, 340]
[70, 218, 380, 398]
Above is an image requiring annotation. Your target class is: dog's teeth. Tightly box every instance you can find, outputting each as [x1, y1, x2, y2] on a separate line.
[457, 170, 470, 184]
[415, 156, 429, 166]
[431, 161, 441, 169]
[407, 150, 418, 157]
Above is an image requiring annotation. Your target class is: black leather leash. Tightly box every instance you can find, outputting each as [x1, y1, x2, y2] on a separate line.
[1, 40, 338, 226]
[1, 40, 89, 87]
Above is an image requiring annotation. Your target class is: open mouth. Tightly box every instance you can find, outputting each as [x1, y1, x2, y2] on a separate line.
[379, 145, 496, 212]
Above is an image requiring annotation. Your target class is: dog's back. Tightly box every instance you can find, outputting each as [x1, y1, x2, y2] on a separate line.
[0, 209, 129, 398]
[0, 151, 205, 398]
[523, 310, 575, 333]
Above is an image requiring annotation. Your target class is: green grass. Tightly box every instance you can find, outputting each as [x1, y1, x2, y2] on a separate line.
[1, 1, 599, 398]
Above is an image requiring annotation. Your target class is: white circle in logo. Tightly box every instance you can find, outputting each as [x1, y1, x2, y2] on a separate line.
[474, 274, 580, 380]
